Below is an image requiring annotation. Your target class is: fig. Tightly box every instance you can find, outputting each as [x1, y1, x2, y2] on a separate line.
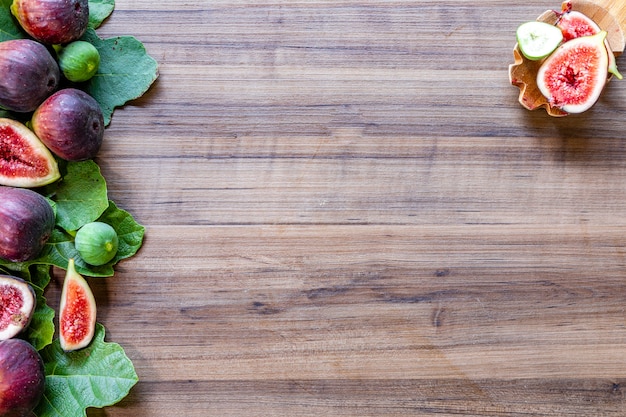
[74, 221, 119, 266]
[10, 0, 89, 45]
[59, 258, 96, 351]
[556, 10, 622, 80]
[0, 118, 60, 188]
[0, 276, 35, 341]
[0, 186, 55, 262]
[0, 339, 45, 417]
[537, 31, 609, 114]
[57, 40, 100, 82]
[0, 39, 60, 113]
[516, 21, 563, 61]
[31, 88, 104, 161]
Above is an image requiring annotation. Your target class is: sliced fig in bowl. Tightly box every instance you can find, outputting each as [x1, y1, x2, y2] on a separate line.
[0, 275, 35, 341]
[10, 0, 89, 45]
[537, 31, 609, 114]
[0, 186, 55, 262]
[0, 118, 60, 188]
[0, 39, 60, 113]
[59, 258, 96, 351]
[31, 88, 104, 161]
[0, 338, 45, 417]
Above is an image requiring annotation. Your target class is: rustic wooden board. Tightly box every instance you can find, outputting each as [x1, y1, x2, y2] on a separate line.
[55, 0, 626, 415]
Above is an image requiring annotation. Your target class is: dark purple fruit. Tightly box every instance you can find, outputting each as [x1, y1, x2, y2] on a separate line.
[0, 39, 59, 113]
[0, 186, 55, 262]
[31, 88, 104, 161]
[0, 339, 45, 417]
[0, 276, 36, 341]
[11, 0, 89, 45]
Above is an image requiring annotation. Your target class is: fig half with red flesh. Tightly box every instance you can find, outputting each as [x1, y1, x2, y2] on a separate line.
[59, 258, 96, 351]
[537, 31, 609, 114]
[0, 118, 60, 188]
[0, 276, 35, 341]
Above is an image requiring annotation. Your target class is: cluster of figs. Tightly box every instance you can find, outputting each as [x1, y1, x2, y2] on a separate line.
[0, 1, 113, 416]
[516, 6, 622, 114]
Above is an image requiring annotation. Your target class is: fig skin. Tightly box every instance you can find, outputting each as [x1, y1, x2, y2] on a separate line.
[0, 275, 36, 341]
[0, 339, 45, 417]
[11, 0, 89, 45]
[0, 186, 55, 262]
[57, 40, 100, 82]
[31, 88, 104, 161]
[75, 221, 119, 266]
[0, 39, 60, 113]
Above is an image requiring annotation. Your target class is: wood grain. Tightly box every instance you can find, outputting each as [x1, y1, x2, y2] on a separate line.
[65, 0, 626, 415]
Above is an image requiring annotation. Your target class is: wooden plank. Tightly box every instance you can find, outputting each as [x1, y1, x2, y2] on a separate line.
[62, 0, 626, 415]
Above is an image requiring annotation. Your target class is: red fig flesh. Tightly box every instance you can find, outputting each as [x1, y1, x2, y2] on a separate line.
[0, 338, 45, 417]
[0, 118, 60, 188]
[0, 276, 35, 341]
[59, 259, 96, 351]
[537, 31, 609, 114]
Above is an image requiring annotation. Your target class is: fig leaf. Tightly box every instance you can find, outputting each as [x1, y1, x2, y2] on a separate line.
[82, 28, 159, 126]
[33, 323, 138, 417]
[55, 160, 109, 232]
[24, 265, 55, 351]
[88, 0, 115, 29]
[0, 0, 22, 41]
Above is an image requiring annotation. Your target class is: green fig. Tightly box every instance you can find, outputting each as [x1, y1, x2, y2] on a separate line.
[74, 221, 119, 266]
[57, 41, 100, 82]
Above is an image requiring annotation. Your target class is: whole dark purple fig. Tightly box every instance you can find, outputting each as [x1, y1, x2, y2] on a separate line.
[11, 0, 89, 45]
[31, 88, 104, 161]
[0, 339, 45, 417]
[0, 39, 59, 113]
[0, 186, 55, 262]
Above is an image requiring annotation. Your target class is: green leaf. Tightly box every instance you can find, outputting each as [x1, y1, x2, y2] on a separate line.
[82, 29, 158, 126]
[25, 265, 55, 351]
[99, 200, 145, 263]
[88, 0, 115, 29]
[0, 0, 24, 41]
[34, 323, 138, 417]
[55, 161, 109, 232]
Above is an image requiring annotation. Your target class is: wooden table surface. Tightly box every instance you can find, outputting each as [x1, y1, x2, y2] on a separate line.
[64, 0, 626, 415]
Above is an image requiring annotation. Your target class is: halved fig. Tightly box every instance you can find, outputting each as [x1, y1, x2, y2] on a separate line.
[537, 31, 609, 114]
[0, 186, 55, 263]
[0, 39, 60, 113]
[59, 258, 96, 351]
[0, 118, 60, 188]
[557, 9, 622, 79]
[0, 275, 36, 341]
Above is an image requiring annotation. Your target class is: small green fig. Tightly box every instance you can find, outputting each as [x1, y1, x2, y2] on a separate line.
[74, 222, 118, 266]
[57, 41, 100, 82]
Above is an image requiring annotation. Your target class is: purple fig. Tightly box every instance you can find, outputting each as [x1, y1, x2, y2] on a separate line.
[11, 0, 89, 45]
[31, 88, 104, 161]
[0, 186, 55, 262]
[0, 339, 45, 417]
[0, 39, 60, 113]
